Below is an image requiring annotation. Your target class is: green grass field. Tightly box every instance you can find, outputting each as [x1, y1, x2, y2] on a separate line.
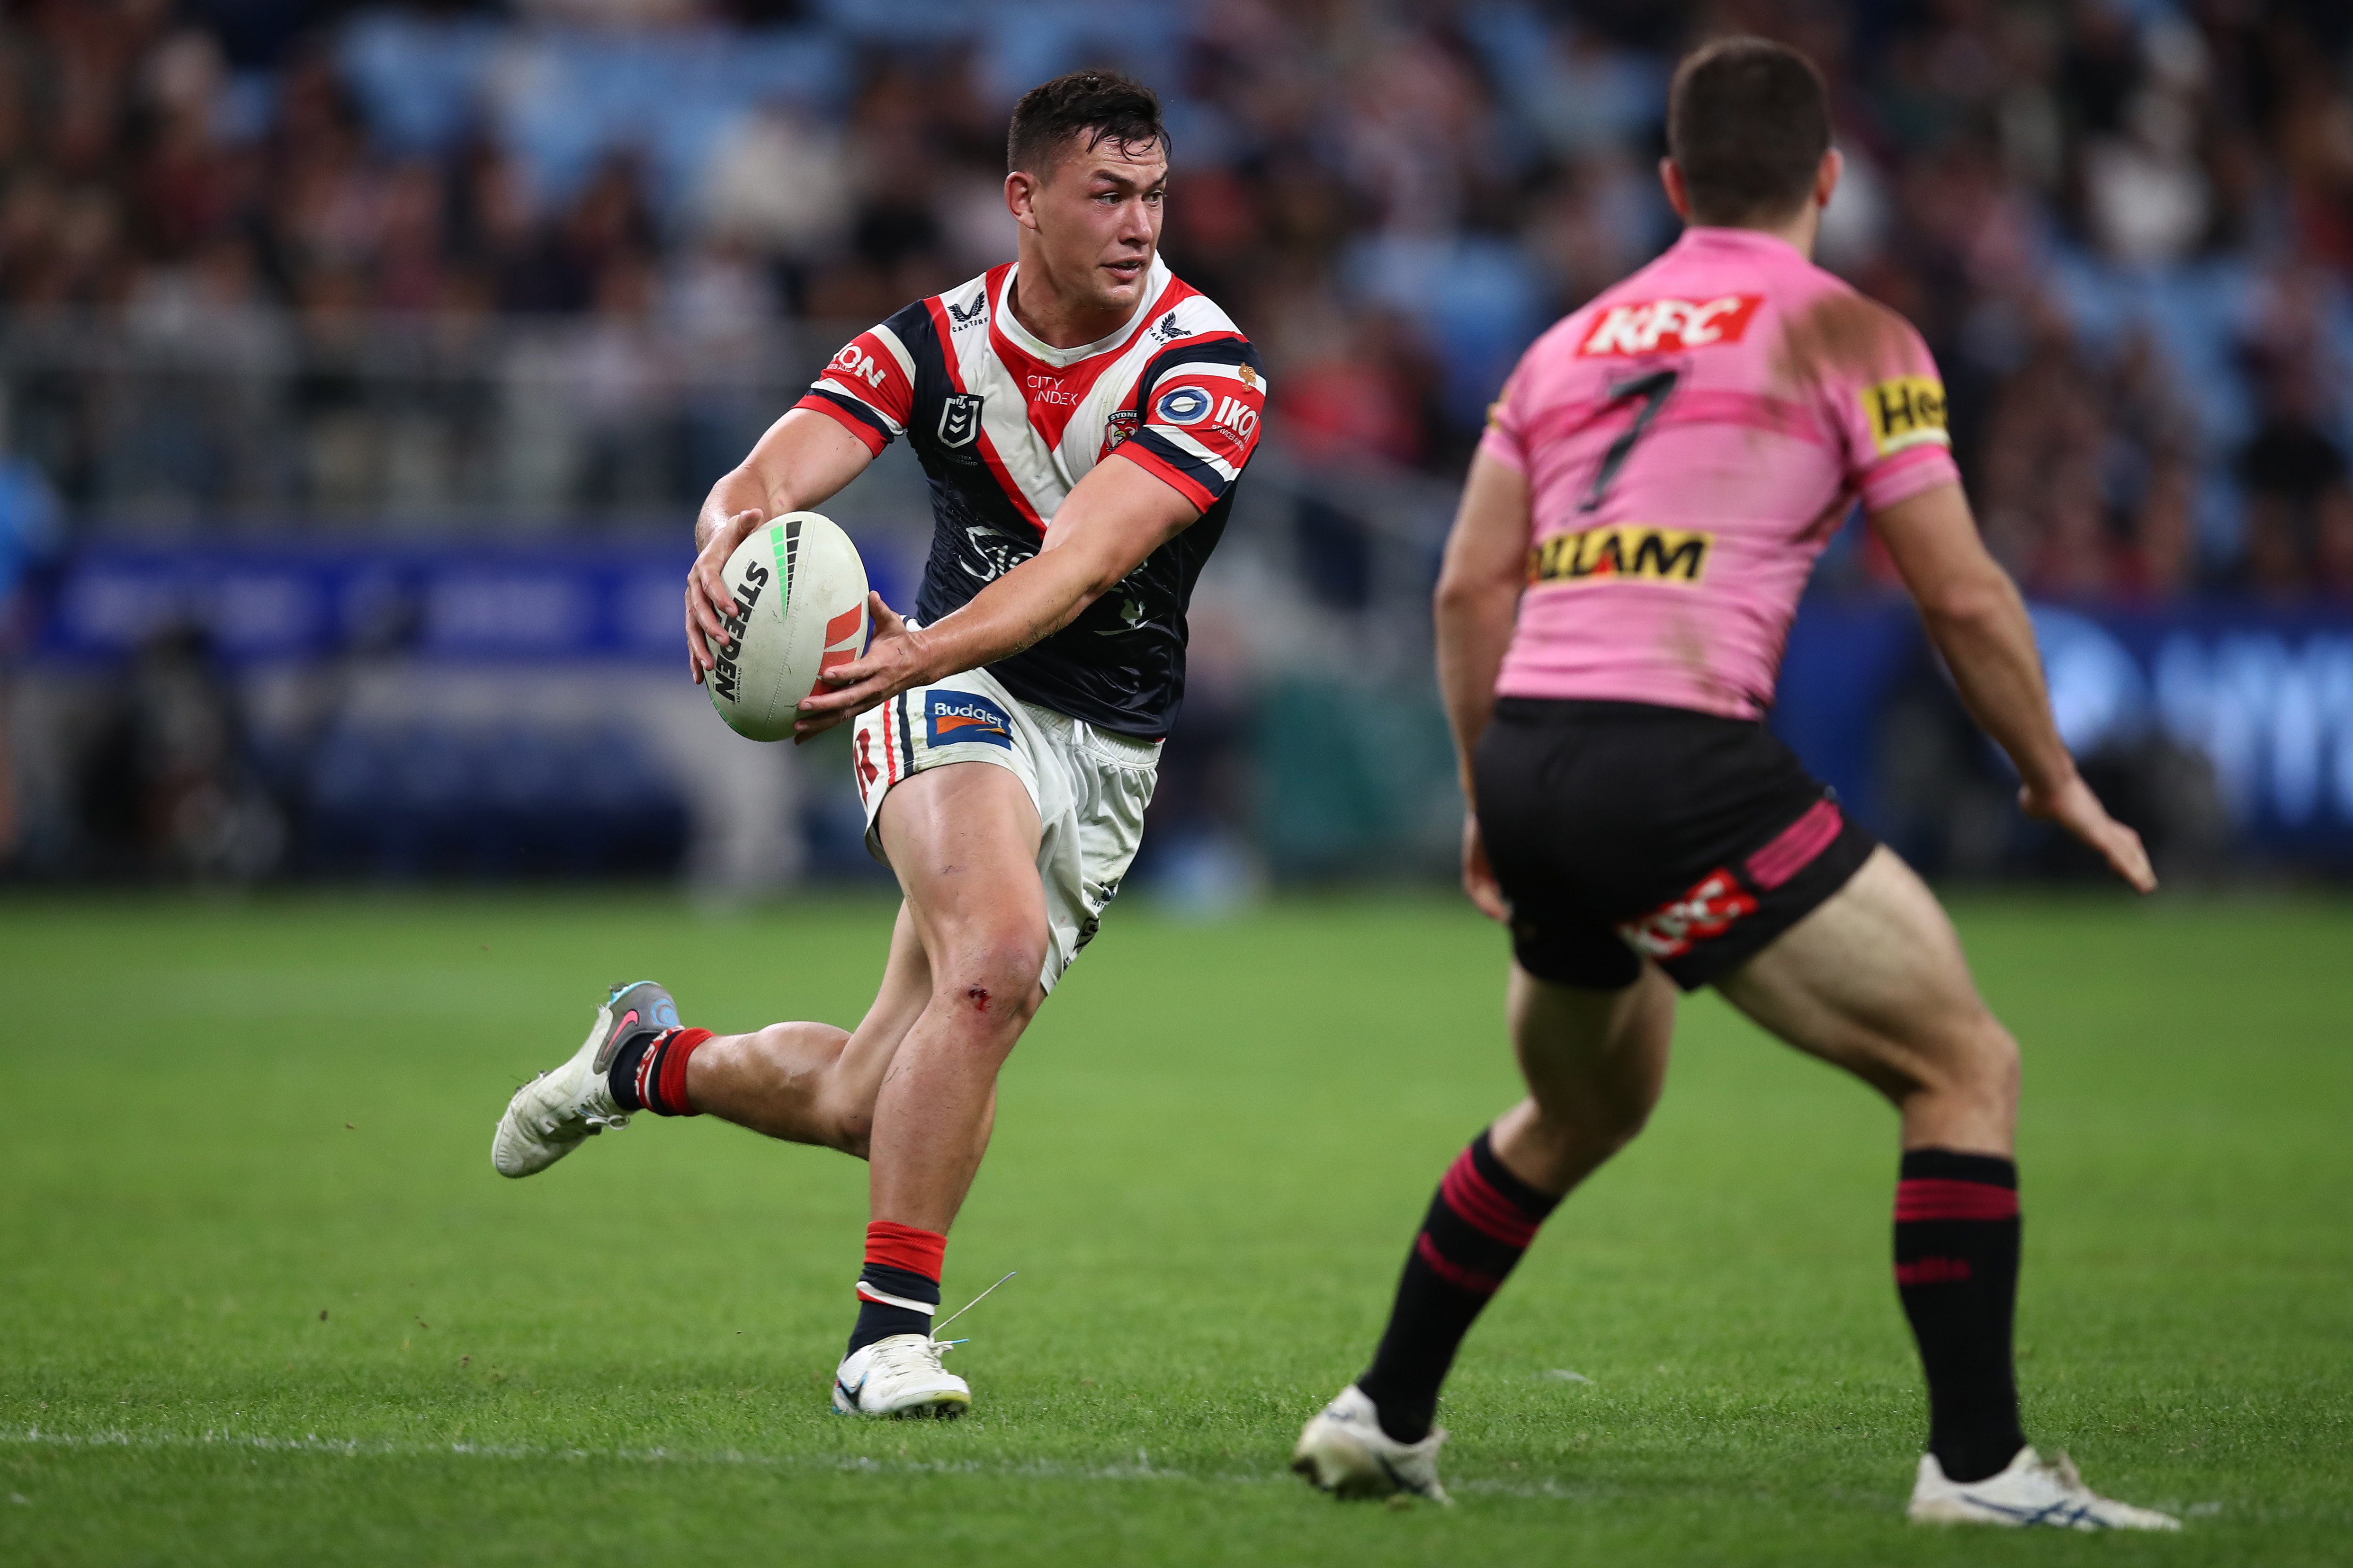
[2, 889, 2347, 1566]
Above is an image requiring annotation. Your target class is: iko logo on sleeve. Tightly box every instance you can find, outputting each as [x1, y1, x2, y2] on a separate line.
[925, 690, 1015, 749]
[1862, 376, 1950, 456]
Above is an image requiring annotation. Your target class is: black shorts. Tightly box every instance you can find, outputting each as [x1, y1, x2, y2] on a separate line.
[1475, 697, 1878, 992]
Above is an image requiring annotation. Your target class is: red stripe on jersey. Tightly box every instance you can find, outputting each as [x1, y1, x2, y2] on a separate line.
[818, 328, 915, 429]
[796, 392, 889, 456]
[928, 282, 1047, 535]
[1111, 441, 1217, 512]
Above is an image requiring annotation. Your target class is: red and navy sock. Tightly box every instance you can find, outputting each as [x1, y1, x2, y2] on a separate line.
[849, 1221, 945, 1355]
[1356, 1130, 1561, 1444]
[607, 1028, 711, 1117]
[1895, 1148, 2028, 1483]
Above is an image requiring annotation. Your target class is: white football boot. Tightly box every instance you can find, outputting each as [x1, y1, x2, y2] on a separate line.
[1291, 1384, 1451, 1504]
[1909, 1446, 2181, 1530]
[491, 980, 678, 1178]
[832, 1334, 971, 1418]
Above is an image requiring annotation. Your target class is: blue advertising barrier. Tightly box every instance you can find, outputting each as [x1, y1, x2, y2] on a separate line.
[34, 539, 912, 667]
[1771, 594, 2353, 860]
[28, 543, 2353, 869]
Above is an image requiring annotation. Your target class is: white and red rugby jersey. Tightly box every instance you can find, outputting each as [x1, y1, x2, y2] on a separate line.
[796, 256, 1266, 738]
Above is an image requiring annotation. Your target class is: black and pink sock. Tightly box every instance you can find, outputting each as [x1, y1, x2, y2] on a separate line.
[849, 1221, 945, 1355]
[608, 1027, 711, 1117]
[1895, 1148, 2027, 1483]
[1356, 1131, 1561, 1444]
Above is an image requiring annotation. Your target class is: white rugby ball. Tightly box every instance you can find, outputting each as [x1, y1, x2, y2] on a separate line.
[705, 511, 869, 742]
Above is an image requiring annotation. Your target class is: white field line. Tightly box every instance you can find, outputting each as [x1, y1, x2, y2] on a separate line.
[0, 1426, 1276, 1487]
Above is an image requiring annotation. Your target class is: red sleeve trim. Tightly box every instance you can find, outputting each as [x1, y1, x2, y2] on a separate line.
[796, 392, 888, 456]
[1111, 442, 1217, 513]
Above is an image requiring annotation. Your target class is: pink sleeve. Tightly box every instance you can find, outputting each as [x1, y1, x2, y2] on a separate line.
[1834, 317, 1961, 511]
[1477, 367, 1530, 473]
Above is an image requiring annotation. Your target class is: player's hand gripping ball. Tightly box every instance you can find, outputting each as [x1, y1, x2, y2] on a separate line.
[705, 512, 869, 742]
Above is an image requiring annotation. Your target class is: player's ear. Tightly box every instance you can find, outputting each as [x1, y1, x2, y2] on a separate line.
[1006, 169, 1041, 232]
[1658, 157, 1691, 222]
[1814, 147, 1843, 211]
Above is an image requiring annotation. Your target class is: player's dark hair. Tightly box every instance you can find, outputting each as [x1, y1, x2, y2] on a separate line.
[1666, 37, 1832, 227]
[1007, 69, 1167, 179]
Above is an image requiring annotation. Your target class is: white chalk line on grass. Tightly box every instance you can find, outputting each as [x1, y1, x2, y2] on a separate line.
[0, 1426, 1618, 1499]
[1, 1427, 1280, 1488]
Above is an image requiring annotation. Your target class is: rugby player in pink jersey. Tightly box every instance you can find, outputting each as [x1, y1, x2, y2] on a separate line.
[491, 72, 1267, 1419]
[1293, 39, 2176, 1529]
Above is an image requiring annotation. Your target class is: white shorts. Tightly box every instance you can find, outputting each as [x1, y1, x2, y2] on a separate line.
[851, 664, 1159, 992]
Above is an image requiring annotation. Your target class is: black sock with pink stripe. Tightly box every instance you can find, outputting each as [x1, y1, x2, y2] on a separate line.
[1357, 1131, 1561, 1444]
[1895, 1148, 2026, 1483]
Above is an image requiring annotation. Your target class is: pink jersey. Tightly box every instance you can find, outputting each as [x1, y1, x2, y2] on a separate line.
[1480, 227, 1960, 719]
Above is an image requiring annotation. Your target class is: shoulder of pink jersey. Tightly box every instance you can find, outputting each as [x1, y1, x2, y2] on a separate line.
[1771, 271, 1942, 388]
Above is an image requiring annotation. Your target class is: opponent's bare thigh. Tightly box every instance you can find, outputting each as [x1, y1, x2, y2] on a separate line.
[1713, 846, 2018, 1153]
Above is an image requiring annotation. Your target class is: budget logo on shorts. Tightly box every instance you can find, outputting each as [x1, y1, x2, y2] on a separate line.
[926, 691, 1014, 749]
[1863, 376, 1949, 456]
[1530, 525, 1712, 586]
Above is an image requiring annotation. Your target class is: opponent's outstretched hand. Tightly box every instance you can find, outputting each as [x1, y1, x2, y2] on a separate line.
[1461, 811, 1510, 922]
[793, 591, 930, 741]
[2021, 772, 2157, 893]
[685, 508, 765, 684]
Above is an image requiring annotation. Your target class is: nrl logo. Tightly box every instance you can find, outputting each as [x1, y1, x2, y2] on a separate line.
[938, 392, 984, 448]
[948, 294, 987, 330]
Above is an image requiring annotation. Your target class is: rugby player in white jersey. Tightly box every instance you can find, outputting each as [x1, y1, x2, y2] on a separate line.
[491, 71, 1266, 1419]
[1290, 39, 2177, 1529]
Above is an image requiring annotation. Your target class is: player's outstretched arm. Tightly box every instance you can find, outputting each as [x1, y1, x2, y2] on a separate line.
[1870, 481, 2156, 893]
[793, 454, 1200, 738]
[685, 408, 875, 683]
[1434, 451, 1534, 920]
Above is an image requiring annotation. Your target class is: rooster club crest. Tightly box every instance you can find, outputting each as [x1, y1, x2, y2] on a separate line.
[1105, 408, 1140, 449]
[938, 392, 984, 448]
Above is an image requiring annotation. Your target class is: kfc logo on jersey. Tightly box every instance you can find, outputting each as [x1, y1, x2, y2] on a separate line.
[1579, 294, 1763, 357]
[939, 392, 984, 447]
[1615, 869, 1757, 959]
[830, 343, 888, 388]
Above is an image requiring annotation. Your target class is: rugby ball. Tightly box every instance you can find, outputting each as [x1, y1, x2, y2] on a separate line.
[705, 511, 870, 742]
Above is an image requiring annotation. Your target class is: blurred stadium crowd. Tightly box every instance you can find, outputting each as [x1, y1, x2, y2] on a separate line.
[4, 0, 2353, 891]
[0, 0, 2344, 589]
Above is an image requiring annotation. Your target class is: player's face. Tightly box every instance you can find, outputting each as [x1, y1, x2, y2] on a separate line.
[1029, 135, 1166, 316]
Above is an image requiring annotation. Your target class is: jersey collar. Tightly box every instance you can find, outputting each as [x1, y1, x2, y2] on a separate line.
[1673, 225, 1808, 262]
[992, 255, 1171, 368]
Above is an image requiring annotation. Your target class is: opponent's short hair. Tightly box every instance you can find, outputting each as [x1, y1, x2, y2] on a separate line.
[1666, 37, 1832, 227]
[1007, 69, 1166, 179]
